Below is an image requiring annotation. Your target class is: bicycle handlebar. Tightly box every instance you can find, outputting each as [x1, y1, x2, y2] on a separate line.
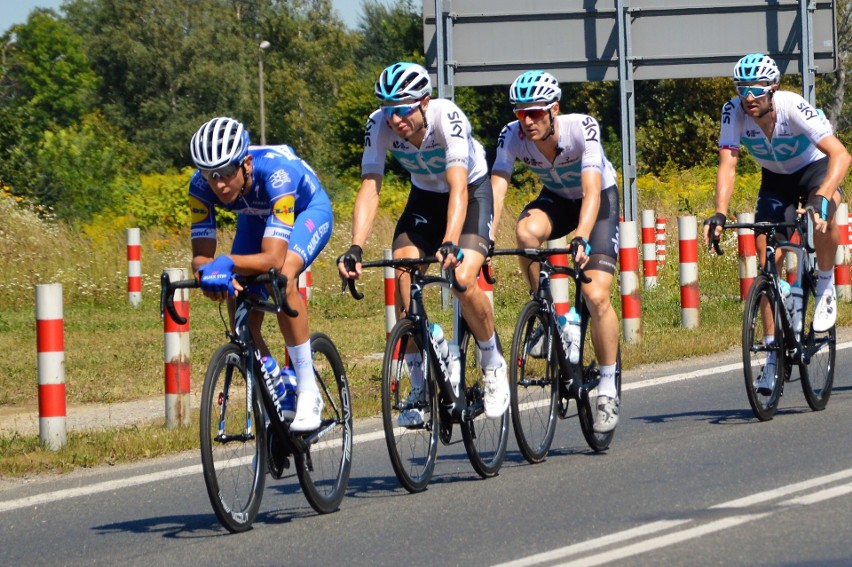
[342, 255, 467, 301]
[160, 269, 298, 325]
[714, 211, 816, 255]
[490, 247, 593, 284]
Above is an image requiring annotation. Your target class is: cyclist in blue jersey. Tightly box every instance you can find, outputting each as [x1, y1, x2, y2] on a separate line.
[337, 62, 509, 425]
[703, 53, 851, 392]
[491, 70, 621, 433]
[189, 116, 333, 432]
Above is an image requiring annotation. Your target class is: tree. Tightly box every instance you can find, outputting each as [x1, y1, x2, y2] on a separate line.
[63, 0, 267, 168]
[32, 113, 142, 223]
[0, 10, 100, 202]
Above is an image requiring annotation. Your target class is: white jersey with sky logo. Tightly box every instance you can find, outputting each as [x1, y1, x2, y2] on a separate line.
[718, 90, 833, 174]
[361, 98, 488, 193]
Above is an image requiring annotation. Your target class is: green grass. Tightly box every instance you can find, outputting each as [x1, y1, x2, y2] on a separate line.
[2, 185, 851, 478]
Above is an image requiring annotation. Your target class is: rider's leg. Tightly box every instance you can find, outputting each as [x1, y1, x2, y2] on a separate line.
[516, 208, 553, 292]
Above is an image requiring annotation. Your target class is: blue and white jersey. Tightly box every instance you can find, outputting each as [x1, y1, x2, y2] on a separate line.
[492, 114, 618, 200]
[718, 90, 833, 174]
[189, 144, 325, 242]
[361, 98, 489, 192]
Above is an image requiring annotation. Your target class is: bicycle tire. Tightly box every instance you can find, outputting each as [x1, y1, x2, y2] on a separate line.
[577, 342, 621, 452]
[799, 281, 836, 411]
[509, 301, 558, 464]
[459, 326, 510, 477]
[199, 342, 266, 533]
[381, 318, 439, 493]
[742, 275, 785, 420]
[294, 332, 353, 514]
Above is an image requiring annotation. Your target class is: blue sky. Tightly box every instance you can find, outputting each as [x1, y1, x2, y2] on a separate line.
[0, 0, 367, 34]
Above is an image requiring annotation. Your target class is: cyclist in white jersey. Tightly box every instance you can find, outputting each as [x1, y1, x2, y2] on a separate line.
[337, 62, 509, 423]
[704, 53, 851, 392]
[491, 70, 621, 433]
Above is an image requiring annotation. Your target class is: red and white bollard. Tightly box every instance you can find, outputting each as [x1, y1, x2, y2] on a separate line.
[656, 217, 667, 268]
[834, 202, 851, 301]
[736, 212, 757, 300]
[127, 228, 142, 307]
[619, 221, 642, 343]
[164, 268, 191, 428]
[478, 265, 494, 308]
[384, 249, 395, 340]
[641, 210, 658, 288]
[678, 216, 700, 328]
[547, 237, 570, 317]
[298, 265, 312, 303]
[36, 283, 66, 450]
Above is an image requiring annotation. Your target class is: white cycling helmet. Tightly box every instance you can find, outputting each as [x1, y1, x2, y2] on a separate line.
[190, 116, 250, 170]
[733, 53, 780, 84]
[509, 71, 562, 104]
[375, 62, 432, 102]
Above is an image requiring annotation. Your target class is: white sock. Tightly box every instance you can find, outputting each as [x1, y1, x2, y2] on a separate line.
[476, 333, 502, 368]
[597, 364, 617, 398]
[404, 352, 424, 391]
[287, 341, 318, 395]
[816, 269, 834, 296]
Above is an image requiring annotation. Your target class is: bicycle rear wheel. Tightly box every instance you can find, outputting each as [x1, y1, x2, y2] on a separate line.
[294, 332, 353, 514]
[577, 326, 621, 452]
[382, 318, 439, 493]
[743, 275, 784, 421]
[199, 343, 265, 533]
[509, 301, 557, 464]
[459, 327, 510, 478]
[799, 282, 835, 410]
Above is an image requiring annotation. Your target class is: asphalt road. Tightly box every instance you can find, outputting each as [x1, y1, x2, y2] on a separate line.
[2, 341, 851, 567]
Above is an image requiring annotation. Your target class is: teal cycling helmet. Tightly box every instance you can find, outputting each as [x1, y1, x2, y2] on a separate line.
[190, 117, 250, 170]
[375, 62, 432, 102]
[509, 71, 561, 104]
[733, 53, 780, 83]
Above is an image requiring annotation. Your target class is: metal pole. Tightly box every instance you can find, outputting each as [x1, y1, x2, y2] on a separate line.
[617, 0, 638, 222]
[799, 0, 816, 105]
[258, 40, 271, 145]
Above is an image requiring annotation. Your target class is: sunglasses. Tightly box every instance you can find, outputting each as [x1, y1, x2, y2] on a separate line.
[200, 162, 242, 181]
[513, 102, 556, 121]
[736, 84, 773, 99]
[381, 102, 420, 118]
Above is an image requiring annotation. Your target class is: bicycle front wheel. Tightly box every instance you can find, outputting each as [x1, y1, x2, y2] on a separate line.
[799, 282, 835, 410]
[743, 275, 784, 421]
[199, 343, 266, 533]
[509, 301, 557, 464]
[459, 328, 510, 478]
[382, 318, 439, 493]
[294, 332, 353, 514]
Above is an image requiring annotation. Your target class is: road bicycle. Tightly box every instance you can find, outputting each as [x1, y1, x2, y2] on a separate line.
[715, 212, 835, 420]
[160, 269, 352, 532]
[345, 257, 509, 493]
[491, 247, 622, 463]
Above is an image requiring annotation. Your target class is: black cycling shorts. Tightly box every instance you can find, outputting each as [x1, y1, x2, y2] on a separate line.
[392, 176, 493, 257]
[519, 185, 620, 274]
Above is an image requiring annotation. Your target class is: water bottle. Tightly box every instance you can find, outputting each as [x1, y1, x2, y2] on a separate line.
[779, 280, 793, 321]
[430, 323, 459, 393]
[278, 366, 297, 419]
[790, 283, 804, 333]
[262, 356, 295, 420]
[558, 307, 582, 364]
[448, 344, 461, 397]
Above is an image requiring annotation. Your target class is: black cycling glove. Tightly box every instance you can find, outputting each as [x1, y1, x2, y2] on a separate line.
[438, 241, 464, 263]
[338, 244, 363, 273]
[570, 236, 591, 262]
[703, 212, 727, 241]
[807, 194, 833, 221]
